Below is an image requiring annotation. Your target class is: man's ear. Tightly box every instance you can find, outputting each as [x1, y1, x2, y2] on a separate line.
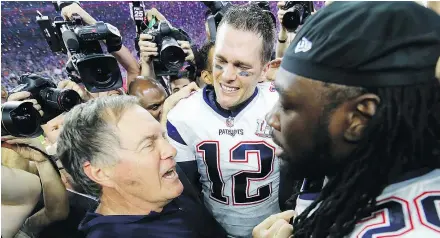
[201, 70, 213, 85]
[344, 94, 380, 143]
[259, 62, 271, 83]
[83, 161, 115, 188]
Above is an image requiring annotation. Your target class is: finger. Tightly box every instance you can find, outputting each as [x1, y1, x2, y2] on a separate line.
[5, 138, 31, 145]
[139, 41, 156, 47]
[256, 210, 296, 230]
[7, 91, 31, 101]
[275, 223, 294, 238]
[33, 104, 42, 111]
[39, 110, 44, 117]
[1, 135, 16, 141]
[139, 34, 153, 41]
[57, 80, 70, 89]
[8, 145, 44, 161]
[177, 41, 190, 48]
[139, 46, 158, 52]
[187, 83, 200, 92]
[140, 50, 159, 56]
[277, 1, 285, 7]
[151, 8, 166, 21]
[266, 219, 290, 237]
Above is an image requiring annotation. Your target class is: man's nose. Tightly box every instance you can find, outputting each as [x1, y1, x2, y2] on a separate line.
[266, 104, 281, 131]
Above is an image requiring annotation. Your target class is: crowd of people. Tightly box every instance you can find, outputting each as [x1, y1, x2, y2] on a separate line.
[1, 1, 327, 90]
[1, 1, 439, 238]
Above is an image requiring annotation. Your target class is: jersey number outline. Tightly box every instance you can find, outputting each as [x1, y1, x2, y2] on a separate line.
[356, 192, 440, 238]
[197, 141, 276, 206]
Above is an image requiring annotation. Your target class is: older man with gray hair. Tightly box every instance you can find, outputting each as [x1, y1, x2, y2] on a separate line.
[57, 96, 226, 238]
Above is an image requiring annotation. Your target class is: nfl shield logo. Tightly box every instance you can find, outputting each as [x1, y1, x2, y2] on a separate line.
[226, 116, 234, 127]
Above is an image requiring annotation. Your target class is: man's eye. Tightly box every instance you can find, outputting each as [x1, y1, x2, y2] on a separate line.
[238, 71, 251, 77]
[214, 64, 223, 70]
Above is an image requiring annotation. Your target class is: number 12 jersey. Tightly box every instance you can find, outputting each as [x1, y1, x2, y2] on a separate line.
[167, 83, 281, 237]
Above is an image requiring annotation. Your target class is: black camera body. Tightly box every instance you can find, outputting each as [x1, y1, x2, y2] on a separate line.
[10, 74, 81, 124]
[1, 101, 43, 138]
[36, 3, 123, 92]
[202, 1, 233, 41]
[142, 22, 191, 76]
[281, 1, 314, 32]
[130, 2, 191, 77]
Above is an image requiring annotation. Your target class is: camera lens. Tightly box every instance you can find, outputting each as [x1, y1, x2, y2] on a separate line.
[1, 101, 42, 137]
[40, 88, 81, 111]
[76, 55, 123, 93]
[282, 4, 303, 32]
[160, 36, 185, 71]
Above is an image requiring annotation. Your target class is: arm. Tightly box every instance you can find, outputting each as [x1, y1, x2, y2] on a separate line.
[160, 82, 200, 128]
[11, 146, 69, 233]
[139, 34, 158, 79]
[276, 31, 295, 58]
[1, 166, 41, 238]
[24, 160, 69, 230]
[110, 45, 140, 87]
[276, 2, 295, 58]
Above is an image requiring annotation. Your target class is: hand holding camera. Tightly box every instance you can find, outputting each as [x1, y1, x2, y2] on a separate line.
[1, 136, 46, 153]
[178, 40, 195, 64]
[139, 34, 158, 64]
[278, 1, 314, 33]
[7, 91, 44, 117]
[57, 80, 91, 102]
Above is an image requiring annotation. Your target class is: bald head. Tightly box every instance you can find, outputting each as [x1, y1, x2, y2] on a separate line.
[128, 79, 168, 121]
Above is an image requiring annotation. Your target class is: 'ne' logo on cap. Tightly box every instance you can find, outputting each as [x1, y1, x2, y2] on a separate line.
[295, 37, 312, 53]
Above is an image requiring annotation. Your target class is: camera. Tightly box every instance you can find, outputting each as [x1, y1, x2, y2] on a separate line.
[281, 1, 314, 32]
[36, 2, 123, 92]
[1, 101, 43, 137]
[144, 22, 191, 76]
[10, 74, 81, 124]
[131, 2, 192, 76]
[252, 1, 276, 25]
[202, 1, 233, 41]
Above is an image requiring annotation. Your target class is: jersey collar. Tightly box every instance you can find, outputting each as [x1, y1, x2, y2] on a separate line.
[202, 85, 259, 118]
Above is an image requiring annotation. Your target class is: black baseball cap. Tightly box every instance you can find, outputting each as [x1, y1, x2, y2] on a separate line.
[281, 1, 440, 87]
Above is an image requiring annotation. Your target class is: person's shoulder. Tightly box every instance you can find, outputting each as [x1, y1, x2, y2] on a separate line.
[257, 82, 278, 99]
[168, 89, 204, 122]
[79, 213, 145, 238]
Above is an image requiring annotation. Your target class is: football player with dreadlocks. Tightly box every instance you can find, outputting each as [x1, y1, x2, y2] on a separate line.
[256, 2, 440, 238]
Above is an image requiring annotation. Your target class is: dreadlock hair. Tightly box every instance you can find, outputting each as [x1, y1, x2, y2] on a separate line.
[292, 80, 440, 238]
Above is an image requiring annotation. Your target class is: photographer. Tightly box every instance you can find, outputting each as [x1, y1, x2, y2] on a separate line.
[1, 145, 69, 238]
[276, 1, 315, 58]
[276, 1, 296, 58]
[138, 8, 196, 81]
[61, 2, 140, 88]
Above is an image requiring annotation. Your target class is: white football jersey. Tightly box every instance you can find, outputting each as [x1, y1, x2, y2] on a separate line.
[295, 169, 440, 238]
[167, 82, 281, 237]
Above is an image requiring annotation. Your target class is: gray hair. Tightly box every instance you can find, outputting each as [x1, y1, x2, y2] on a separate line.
[56, 95, 140, 198]
[219, 4, 275, 64]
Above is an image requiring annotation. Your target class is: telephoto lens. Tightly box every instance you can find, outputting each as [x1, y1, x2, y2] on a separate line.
[160, 36, 186, 71]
